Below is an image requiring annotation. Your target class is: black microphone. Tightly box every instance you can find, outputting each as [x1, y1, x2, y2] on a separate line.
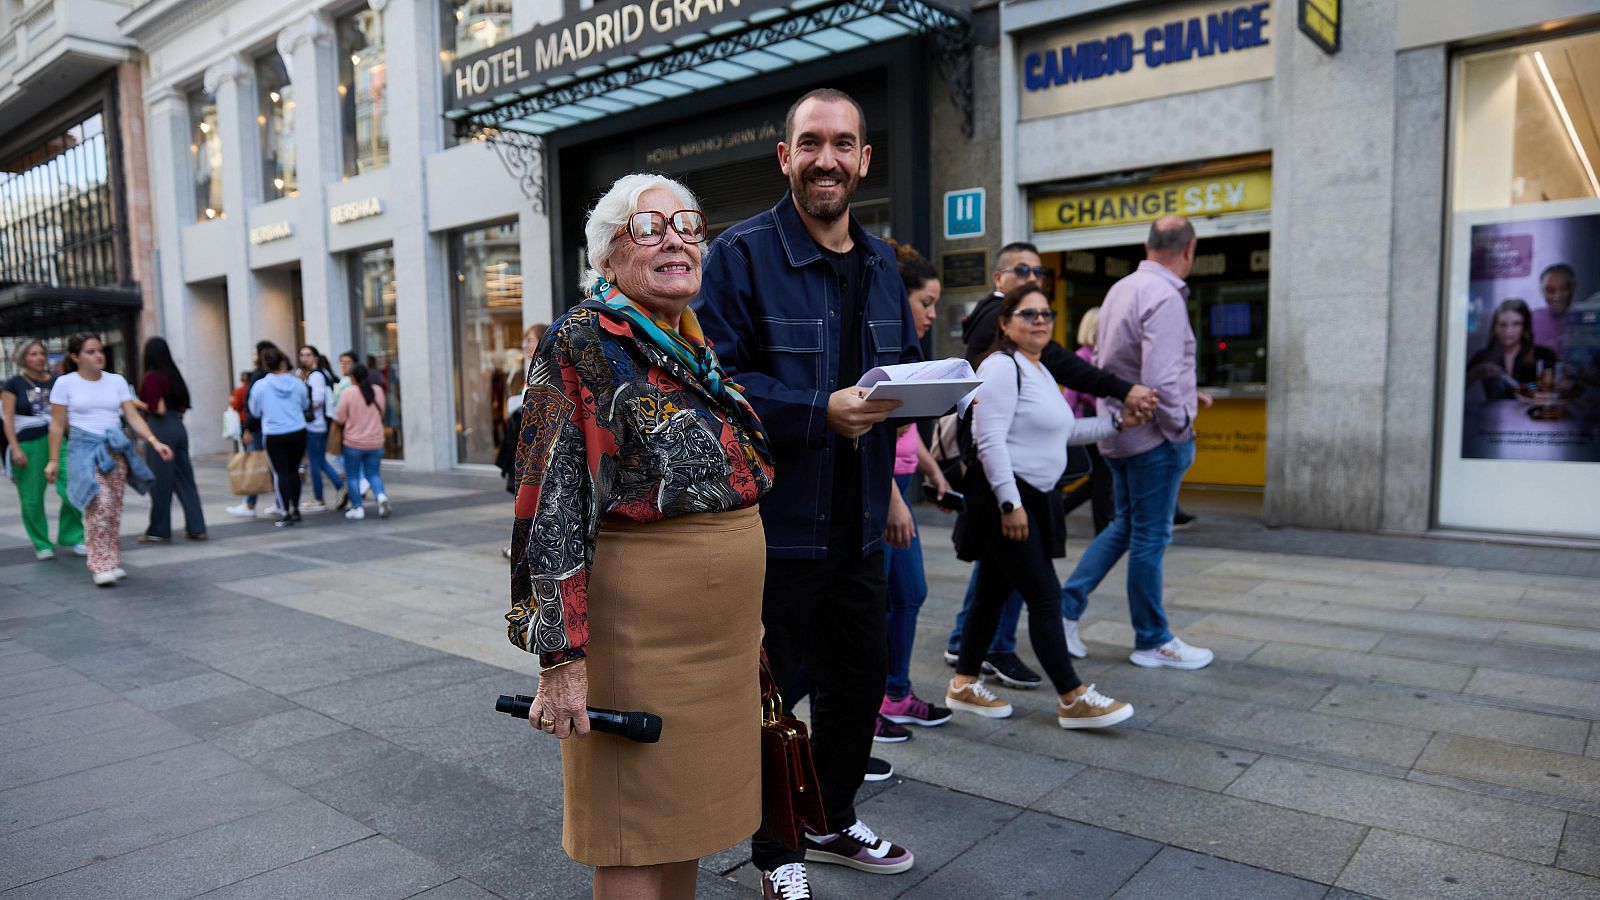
[495, 695, 663, 743]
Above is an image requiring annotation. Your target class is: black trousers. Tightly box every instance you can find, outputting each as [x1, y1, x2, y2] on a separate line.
[144, 412, 206, 539]
[956, 490, 1083, 695]
[751, 550, 887, 870]
[1061, 444, 1113, 534]
[265, 430, 307, 515]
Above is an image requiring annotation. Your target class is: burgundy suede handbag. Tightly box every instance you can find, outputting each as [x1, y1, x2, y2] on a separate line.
[756, 650, 828, 849]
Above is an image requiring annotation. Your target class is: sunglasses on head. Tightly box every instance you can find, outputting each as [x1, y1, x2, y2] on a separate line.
[999, 263, 1051, 280]
[1007, 308, 1057, 323]
[625, 209, 708, 246]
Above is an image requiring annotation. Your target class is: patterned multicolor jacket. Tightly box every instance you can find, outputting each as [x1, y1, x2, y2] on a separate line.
[506, 299, 775, 667]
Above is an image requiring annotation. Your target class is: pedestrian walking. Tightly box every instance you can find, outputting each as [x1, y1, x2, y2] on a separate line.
[875, 241, 954, 744]
[1061, 307, 1114, 538]
[247, 346, 309, 528]
[44, 332, 168, 586]
[507, 174, 775, 900]
[944, 242, 1158, 687]
[297, 344, 345, 512]
[696, 88, 920, 899]
[334, 364, 389, 520]
[1059, 215, 1214, 670]
[947, 285, 1135, 729]
[227, 341, 281, 518]
[135, 337, 207, 543]
[3, 339, 84, 560]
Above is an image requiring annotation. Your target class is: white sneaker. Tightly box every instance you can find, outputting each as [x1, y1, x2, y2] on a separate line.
[1063, 618, 1088, 659]
[35, 548, 55, 561]
[345, 507, 365, 520]
[260, 504, 281, 517]
[111, 568, 127, 581]
[226, 503, 256, 518]
[1130, 636, 1214, 670]
[377, 494, 391, 518]
[945, 678, 1013, 718]
[301, 500, 327, 512]
[92, 570, 117, 586]
[763, 862, 813, 899]
[72, 544, 88, 556]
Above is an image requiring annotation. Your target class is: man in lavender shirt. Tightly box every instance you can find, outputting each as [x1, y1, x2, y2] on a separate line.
[1058, 215, 1214, 670]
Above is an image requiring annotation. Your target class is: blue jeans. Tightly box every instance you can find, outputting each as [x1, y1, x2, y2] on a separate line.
[946, 564, 1022, 656]
[305, 429, 344, 501]
[342, 447, 385, 510]
[1060, 438, 1194, 650]
[884, 475, 928, 699]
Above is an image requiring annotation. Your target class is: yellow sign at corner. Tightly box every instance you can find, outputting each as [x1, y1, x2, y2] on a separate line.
[1033, 168, 1272, 233]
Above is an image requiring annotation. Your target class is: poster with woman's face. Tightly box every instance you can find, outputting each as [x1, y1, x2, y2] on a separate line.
[1462, 212, 1600, 462]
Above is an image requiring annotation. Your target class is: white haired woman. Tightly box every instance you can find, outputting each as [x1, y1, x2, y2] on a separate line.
[506, 173, 775, 899]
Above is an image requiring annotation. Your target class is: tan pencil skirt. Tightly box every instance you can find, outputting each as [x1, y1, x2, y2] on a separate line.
[561, 504, 765, 867]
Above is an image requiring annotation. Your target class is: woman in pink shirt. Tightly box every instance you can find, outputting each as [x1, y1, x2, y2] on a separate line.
[334, 365, 389, 519]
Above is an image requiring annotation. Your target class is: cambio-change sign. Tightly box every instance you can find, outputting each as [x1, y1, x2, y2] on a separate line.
[1019, 0, 1275, 119]
[448, 0, 790, 112]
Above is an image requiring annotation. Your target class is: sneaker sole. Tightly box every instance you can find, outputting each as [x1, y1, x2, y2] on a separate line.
[872, 733, 910, 744]
[942, 651, 957, 666]
[1059, 703, 1135, 730]
[1129, 652, 1213, 670]
[881, 712, 952, 727]
[986, 670, 1042, 690]
[945, 696, 1014, 718]
[862, 769, 893, 783]
[804, 848, 914, 875]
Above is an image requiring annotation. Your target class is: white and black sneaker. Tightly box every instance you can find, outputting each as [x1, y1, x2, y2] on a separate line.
[983, 652, 1043, 689]
[804, 819, 914, 875]
[863, 756, 894, 782]
[762, 862, 812, 900]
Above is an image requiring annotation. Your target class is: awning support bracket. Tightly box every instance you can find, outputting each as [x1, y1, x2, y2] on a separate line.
[470, 126, 548, 213]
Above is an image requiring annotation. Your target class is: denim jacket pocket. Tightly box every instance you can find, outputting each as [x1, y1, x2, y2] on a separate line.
[758, 316, 825, 384]
[867, 319, 902, 366]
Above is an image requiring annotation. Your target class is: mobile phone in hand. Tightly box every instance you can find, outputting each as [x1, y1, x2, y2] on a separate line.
[923, 482, 965, 513]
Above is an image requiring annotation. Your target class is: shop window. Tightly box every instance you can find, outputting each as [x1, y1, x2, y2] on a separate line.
[442, 0, 514, 144]
[349, 246, 403, 459]
[258, 52, 297, 199]
[0, 112, 118, 288]
[338, 7, 389, 177]
[189, 88, 223, 220]
[451, 219, 522, 465]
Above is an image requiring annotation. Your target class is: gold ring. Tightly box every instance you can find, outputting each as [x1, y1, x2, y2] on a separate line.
[540, 717, 555, 728]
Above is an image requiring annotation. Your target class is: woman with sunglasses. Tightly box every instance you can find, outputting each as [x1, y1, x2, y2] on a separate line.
[507, 174, 773, 899]
[947, 285, 1136, 730]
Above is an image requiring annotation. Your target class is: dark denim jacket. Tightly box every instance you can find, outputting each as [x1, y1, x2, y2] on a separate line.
[694, 194, 922, 560]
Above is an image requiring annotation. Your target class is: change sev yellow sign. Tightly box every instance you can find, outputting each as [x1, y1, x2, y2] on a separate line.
[1033, 168, 1272, 232]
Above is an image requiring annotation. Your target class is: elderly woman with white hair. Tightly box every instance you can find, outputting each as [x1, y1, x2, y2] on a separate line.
[505, 173, 775, 899]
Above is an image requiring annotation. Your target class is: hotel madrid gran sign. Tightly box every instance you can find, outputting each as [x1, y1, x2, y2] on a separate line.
[448, 0, 790, 111]
[1019, 0, 1275, 119]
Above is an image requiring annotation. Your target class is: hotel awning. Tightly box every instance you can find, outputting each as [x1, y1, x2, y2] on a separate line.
[445, 0, 972, 208]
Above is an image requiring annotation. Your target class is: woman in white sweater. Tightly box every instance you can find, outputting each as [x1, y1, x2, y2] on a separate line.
[947, 285, 1136, 730]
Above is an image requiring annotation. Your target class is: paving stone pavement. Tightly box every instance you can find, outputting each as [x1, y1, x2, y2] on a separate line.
[2, 459, 1599, 899]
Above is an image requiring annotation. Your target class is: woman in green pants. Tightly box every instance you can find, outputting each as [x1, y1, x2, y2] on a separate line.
[2, 339, 84, 560]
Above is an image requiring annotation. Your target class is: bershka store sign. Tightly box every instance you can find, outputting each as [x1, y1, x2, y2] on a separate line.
[1018, 0, 1275, 119]
[448, 0, 789, 111]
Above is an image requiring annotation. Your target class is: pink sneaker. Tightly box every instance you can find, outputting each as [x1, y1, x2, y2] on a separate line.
[879, 693, 952, 727]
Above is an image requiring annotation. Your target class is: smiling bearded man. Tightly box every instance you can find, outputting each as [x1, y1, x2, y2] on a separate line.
[693, 88, 923, 900]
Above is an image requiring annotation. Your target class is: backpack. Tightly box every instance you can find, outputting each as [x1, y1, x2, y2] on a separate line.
[931, 351, 1022, 486]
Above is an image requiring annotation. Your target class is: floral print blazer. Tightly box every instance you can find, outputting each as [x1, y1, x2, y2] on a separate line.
[506, 300, 775, 666]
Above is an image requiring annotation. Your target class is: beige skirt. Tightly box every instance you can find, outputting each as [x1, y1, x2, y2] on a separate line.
[561, 504, 765, 867]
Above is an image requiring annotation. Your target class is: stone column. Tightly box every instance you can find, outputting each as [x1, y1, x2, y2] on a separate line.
[382, 0, 454, 470]
[278, 13, 350, 355]
[204, 55, 276, 373]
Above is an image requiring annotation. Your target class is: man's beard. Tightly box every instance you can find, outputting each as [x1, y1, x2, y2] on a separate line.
[791, 166, 857, 222]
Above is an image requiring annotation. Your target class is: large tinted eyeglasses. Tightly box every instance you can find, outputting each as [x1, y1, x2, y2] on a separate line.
[1000, 263, 1052, 281]
[626, 209, 708, 246]
[1007, 309, 1057, 323]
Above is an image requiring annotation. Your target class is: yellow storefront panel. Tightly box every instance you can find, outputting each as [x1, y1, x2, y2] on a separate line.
[1033, 169, 1272, 233]
[1185, 397, 1266, 487]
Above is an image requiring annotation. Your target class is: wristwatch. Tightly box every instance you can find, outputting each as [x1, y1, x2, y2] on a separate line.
[1111, 412, 1124, 432]
[1001, 501, 1016, 514]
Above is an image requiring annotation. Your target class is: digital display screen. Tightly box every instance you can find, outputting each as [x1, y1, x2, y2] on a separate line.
[1209, 302, 1254, 338]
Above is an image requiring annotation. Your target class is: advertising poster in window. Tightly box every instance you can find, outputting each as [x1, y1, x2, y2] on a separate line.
[1461, 212, 1600, 462]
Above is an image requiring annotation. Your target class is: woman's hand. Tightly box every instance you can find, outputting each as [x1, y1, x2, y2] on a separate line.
[9, 445, 25, 467]
[151, 440, 174, 462]
[44, 461, 58, 483]
[529, 661, 591, 740]
[1001, 507, 1029, 542]
[928, 470, 953, 504]
[885, 488, 915, 549]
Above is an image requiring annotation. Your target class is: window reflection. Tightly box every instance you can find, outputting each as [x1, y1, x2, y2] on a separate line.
[0, 112, 118, 288]
[350, 246, 403, 459]
[442, 0, 514, 144]
[451, 220, 523, 465]
[258, 52, 297, 199]
[339, 8, 389, 177]
[189, 89, 223, 220]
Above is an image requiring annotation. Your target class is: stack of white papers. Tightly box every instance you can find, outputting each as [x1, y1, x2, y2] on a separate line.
[857, 359, 982, 418]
